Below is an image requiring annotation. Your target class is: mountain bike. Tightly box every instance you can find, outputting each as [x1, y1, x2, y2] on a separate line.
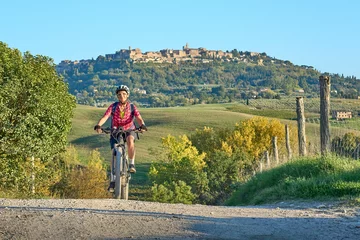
[102, 127, 142, 199]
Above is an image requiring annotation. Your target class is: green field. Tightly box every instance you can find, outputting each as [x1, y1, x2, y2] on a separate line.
[68, 99, 360, 200]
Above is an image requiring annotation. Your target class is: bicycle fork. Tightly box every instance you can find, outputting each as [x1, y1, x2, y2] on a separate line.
[111, 148, 131, 182]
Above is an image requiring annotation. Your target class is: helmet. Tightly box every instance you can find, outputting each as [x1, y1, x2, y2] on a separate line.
[116, 85, 130, 95]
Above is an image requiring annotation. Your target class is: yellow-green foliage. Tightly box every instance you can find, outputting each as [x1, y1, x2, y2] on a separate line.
[1, 144, 109, 199]
[151, 180, 195, 204]
[149, 135, 207, 176]
[190, 127, 221, 154]
[228, 117, 297, 160]
[149, 135, 209, 202]
[51, 146, 109, 199]
[62, 149, 109, 199]
[148, 117, 299, 204]
[0, 154, 62, 197]
[162, 135, 206, 169]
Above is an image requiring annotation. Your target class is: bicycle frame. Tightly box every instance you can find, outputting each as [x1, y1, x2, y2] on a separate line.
[111, 128, 131, 199]
[102, 127, 142, 199]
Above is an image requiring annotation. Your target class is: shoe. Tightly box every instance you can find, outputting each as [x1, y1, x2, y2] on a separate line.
[129, 164, 136, 173]
[108, 181, 115, 193]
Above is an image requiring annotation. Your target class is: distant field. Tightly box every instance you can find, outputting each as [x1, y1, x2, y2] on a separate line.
[67, 99, 360, 198]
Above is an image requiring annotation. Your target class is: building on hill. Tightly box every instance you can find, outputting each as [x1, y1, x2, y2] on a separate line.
[59, 44, 263, 66]
[332, 110, 352, 120]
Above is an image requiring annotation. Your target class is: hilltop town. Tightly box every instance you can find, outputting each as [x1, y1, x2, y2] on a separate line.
[57, 43, 263, 67]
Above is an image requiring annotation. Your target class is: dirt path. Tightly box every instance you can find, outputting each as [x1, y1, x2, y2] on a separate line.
[1, 199, 360, 239]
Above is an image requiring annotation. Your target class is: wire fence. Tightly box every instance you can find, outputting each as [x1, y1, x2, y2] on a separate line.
[246, 96, 360, 165]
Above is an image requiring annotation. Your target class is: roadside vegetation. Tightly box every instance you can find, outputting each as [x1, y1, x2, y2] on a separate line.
[226, 155, 360, 206]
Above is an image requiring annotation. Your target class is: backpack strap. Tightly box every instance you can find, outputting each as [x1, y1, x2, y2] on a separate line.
[129, 102, 139, 139]
[130, 102, 135, 119]
[111, 101, 119, 116]
[110, 102, 119, 128]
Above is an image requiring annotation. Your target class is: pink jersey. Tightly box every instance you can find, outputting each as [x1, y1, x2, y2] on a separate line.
[103, 102, 141, 130]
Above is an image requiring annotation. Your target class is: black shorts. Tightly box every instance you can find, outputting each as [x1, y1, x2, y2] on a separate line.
[109, 131, 136, 149]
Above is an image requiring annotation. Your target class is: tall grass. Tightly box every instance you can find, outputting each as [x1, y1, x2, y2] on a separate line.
[226, 155, 360, 205]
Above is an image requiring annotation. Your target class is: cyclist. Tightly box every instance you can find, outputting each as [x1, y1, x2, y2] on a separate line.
[94, 85, 147, 189]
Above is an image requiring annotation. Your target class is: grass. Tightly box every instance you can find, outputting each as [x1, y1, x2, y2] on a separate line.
[226, 155, 360, 206]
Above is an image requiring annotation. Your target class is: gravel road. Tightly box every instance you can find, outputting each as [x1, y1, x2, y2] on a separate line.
[1, 199, 360, 240]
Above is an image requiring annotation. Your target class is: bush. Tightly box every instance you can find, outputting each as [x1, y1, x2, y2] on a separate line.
[151, 181, 195, 204]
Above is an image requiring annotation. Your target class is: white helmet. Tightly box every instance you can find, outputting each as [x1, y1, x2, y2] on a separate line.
[116, 85, 130, 95]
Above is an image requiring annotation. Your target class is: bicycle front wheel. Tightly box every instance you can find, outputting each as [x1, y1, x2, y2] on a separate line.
[114, 150, 122, 199]
[120, 178, 129, 200]
[120, 158, 130, 200]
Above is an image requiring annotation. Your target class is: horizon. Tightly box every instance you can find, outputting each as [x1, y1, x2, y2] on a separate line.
[1, 0, 359, 78]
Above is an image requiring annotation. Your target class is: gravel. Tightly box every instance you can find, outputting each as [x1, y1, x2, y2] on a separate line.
[1, 198, 360, 239]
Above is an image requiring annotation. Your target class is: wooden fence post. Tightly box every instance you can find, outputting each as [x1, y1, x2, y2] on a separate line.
[319, 75, 331, 156]
[296, 97, 307, 156]
[285, 124, 292, 160]
[272, 136, 279, 165]
[265, 151, 270, 168]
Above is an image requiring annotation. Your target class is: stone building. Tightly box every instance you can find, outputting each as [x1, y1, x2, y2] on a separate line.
[332, 110, 352, 120]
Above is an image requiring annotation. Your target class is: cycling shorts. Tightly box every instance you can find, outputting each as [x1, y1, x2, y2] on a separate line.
[109, 131, 136, 149]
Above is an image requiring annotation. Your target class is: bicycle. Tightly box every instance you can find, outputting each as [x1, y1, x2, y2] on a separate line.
[102, 127, 143, 199]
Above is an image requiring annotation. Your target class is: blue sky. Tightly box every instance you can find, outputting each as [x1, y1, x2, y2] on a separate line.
[1, 0, 359, 78]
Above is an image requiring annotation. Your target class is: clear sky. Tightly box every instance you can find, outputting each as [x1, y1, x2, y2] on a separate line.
[1, 0, 359, 78]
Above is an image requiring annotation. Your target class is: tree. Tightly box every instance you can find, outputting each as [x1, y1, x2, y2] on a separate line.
[231, 49, 240, 58]
[189, 127, 245, 204]
[0, 42, 76, 192]
[228, 117, 286, 163]
[149, 135, 209, 203]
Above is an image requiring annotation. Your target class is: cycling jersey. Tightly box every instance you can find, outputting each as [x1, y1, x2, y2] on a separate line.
[103, 102, 140, 130]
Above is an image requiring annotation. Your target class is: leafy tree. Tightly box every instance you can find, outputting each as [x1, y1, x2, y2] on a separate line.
[0, 42, 75, 192]
[149, 135, 209, 202]
[226, 117, 292, 175]
[231, 49, 240, 58]
[189, 127, 246, 204]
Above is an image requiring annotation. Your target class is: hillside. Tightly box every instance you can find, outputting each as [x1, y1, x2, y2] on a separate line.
[56, 46, 360, 108]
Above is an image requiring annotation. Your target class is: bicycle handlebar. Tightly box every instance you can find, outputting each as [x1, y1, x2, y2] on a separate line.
[101, 127, 144, 135]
